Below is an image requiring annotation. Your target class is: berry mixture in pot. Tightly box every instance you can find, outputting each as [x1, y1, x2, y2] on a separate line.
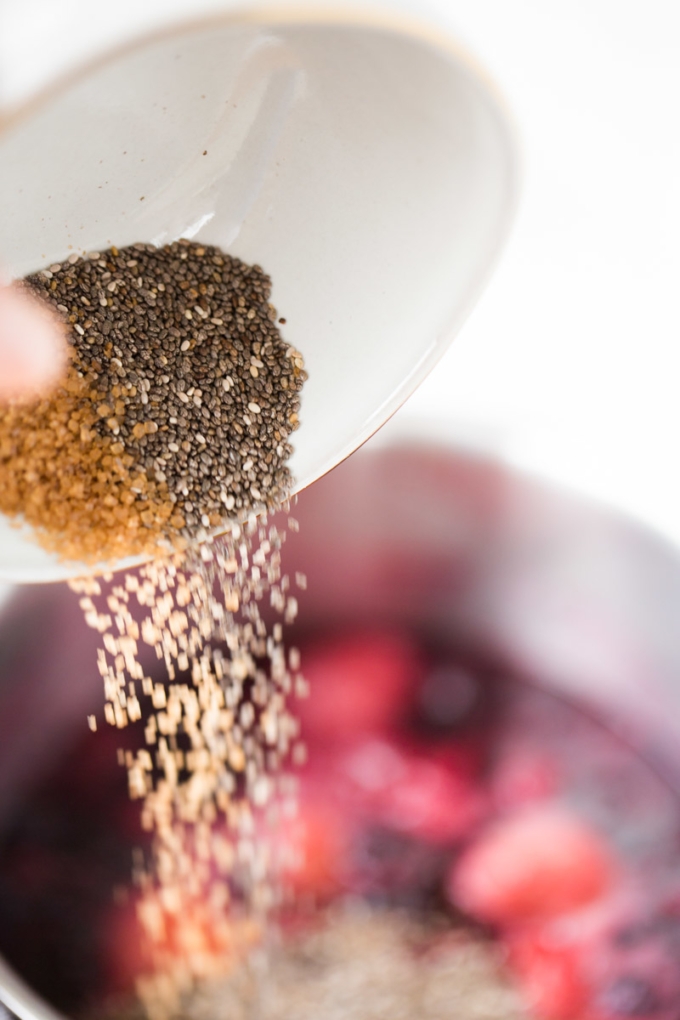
[1, 624, 680, 1020]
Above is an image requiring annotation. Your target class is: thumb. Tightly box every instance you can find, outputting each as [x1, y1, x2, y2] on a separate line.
[0, 284, 67, 402]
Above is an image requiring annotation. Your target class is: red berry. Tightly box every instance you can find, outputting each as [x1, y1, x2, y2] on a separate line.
[277, 790, 348, 899]
[378, 754, 485, 843]
[337, 738, 486, 844]
[509, 929, 587, 1019]
[449, 807, 615, 924]
[296, 630, 422, 744]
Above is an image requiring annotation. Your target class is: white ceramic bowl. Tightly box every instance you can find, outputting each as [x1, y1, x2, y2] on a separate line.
[0, 9, 517, 581]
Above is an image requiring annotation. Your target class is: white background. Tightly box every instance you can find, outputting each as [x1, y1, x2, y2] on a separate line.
[401, 0, 680, 552]
[2, 0, 680, 547]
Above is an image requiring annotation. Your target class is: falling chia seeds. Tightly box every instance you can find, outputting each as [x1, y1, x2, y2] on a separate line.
[70, 516, 307, 1020]
[0, 239, 305, 563]
[0, 240, 309, 1017]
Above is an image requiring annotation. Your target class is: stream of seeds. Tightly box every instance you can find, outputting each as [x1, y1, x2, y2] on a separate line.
[71, 512, 306, 1019]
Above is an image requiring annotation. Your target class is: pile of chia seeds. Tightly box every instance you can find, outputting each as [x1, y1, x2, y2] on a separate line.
[0, 239, 305, 563]
[91, 905, 526, 1020]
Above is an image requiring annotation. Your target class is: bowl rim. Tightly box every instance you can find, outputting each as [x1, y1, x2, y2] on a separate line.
[0, 4, 520, 584]
[0, 3, 519, 138]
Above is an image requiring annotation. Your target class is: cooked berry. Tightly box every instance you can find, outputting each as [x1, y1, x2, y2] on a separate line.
[449, 807, 615, 923]
[297, 631, 422, 744]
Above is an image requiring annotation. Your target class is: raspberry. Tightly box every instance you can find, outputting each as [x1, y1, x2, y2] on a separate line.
[296, 630, 422, 744]
[338, 738, 486, 844]
[449, 807, 615, 923]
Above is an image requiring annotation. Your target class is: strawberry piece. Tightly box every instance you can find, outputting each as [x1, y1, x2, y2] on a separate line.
[509, 928, 587, 1019]
[506, 895, 680, 1020]
[449, 807, 615, 923]
[296, 630, 422, 744]
[277, 790, 348, 900]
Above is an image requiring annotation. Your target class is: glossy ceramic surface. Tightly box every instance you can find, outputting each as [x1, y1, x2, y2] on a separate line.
[0, 12, 517, 581]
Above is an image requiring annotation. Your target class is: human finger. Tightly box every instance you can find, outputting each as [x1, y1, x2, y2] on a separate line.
[0, 284, 67, 401]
